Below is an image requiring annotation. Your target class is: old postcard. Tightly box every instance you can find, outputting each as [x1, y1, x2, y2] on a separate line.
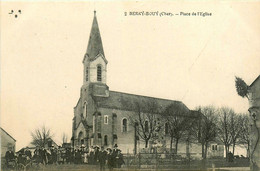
[1, 1, 259, 170]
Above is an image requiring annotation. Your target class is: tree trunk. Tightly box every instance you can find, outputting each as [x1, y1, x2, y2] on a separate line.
[175, 139, 179, 155]
[170, 137, 173, 153]
[232, 143, 235, 155]
[204, 142, 208, 159]
[145, 139, 149, 148]
[247, 142, 250, 158]
[225, 145, 229, 161]
[201, 142, 205, 158]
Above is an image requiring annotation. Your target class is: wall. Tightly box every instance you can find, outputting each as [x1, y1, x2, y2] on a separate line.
[248, 78, 260, 170]
[1, 129, 16, 157]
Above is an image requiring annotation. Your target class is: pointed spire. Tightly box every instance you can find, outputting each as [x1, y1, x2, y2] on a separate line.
[85, 11, 105, 61]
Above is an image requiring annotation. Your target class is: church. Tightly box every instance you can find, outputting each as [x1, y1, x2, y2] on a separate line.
[71, 11, 217, 156]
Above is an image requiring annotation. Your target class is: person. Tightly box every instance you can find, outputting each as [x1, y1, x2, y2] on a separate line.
[98, 146, 107, 171]
[75, 148, 82, 164]
[106, 148, 113, 171]
[70, 147, 75, 164]
[116, 150, 124, 168]
[25, 147, 32, 159]
[51, 146, 57, 164]
[17, 150, 27, 168]
[33, 146, 42, 164]
[88, 146, 94, 164]
[94, 146, 100, 165]
[65, 147, 71, 164]
[5, 147, 15, 168]
[57, 146, 63, 164]
[40, 147, 48, 165]
[228, 151, 234, 162]
[111, 144, 119, 168]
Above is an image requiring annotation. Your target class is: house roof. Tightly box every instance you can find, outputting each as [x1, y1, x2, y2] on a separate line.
[249, 75, 260, 87]
[0, 127, 16, 142]
[83, 11, 105, 63]
[98, 90, 190, 113]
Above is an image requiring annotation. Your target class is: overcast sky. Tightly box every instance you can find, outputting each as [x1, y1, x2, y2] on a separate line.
[1, 1, 260, 150]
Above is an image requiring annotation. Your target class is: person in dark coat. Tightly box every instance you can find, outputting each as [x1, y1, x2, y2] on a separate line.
[33, 146, 42, 164]
[40, 147, 48, 165]
[116, 150, 125, 168]
[75, 148, 82, 164]
[25, 147, 32, 159]
[94, 146, 100, 165]
[106, 148, 113, 171]
[51, 146, 57, 164]
[5, 147, 15, 167]
[111, 144, 119, 168]
[98, 146, 107, 171]
[88, 146, 94, 164]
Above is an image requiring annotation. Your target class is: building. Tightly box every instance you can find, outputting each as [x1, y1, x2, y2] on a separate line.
[1, 127, 16, 158]
[247, 75, 260, 170]
[71, 11, 223, 156]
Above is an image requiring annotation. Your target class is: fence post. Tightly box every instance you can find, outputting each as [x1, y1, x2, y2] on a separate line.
[155, 149, 158, 171]
[138, 153, 141, 169]
[127, 149, 129, 167]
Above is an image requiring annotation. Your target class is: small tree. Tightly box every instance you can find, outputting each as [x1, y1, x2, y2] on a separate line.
[128, 99, 162, 148]
[195, 106, 218, 159]
[217, 107, 233, 160]
[239, 114, 250, 158]
[31, 125, 53, 147]
[230, 113, 243, 155]
[235, 76, 249, 99]
[162, 103, 191, 154]
[62, 133, 68, 144]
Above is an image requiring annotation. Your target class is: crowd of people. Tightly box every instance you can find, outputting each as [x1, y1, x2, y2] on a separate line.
[5, 144, 125, 170]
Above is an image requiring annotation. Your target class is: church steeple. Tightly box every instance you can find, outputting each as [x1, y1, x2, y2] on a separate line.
[83, 11, 108, 85]
[84, 11, 105, 62]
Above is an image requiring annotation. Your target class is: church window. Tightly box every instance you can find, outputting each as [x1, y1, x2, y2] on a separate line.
[97, 65, 102, 81]
[104, 115, 108, 124]
[145, 121, 149, 132]
[104, 135, 108, 146]
[86, 67, 89, 81]
[83, 102, 87, 118]
[165, 123, 169, 135]
[122, 118, 127, 132]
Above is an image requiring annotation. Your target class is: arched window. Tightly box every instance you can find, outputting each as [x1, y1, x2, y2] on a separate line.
[165, 123, 169, 135]
[93, 117, 95, 133]
[97, 65, 102, 81]
[83, 102, 87, 118]
[78, 132, 84, 145]
[122, 118, 127, 132]
[104, 135, 108, 146]
[86, 67, 89, 81]
[104, 115, 108, 124]
[145, 121, 149, 132]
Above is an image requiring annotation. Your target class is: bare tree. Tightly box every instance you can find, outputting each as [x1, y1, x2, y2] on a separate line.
[194, 106, 218, 159]
[31, 125, 53, 147]
[230, 112, 243, 155]
[239, 114, 250, 158]
[62, 133, 68, 144]
[162, 103, 191, 154]
[127, 99, 162, 148]
[217, 107, 233, 160]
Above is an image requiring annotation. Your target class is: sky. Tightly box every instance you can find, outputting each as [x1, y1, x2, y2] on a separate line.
[1, 1, 260, 151]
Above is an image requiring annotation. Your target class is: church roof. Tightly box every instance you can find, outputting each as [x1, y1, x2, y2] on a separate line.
[98, 90, 190, 114]
[84, 11, 105, 63]
[249, 75, 260, 87]
[0, 127, 16, 142]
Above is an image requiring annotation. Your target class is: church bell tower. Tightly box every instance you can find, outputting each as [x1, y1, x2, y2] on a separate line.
[81, 11, 109, 120]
